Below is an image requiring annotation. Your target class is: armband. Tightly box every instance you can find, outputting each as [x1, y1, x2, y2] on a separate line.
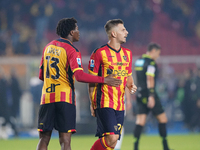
[148, 88, 155, 97]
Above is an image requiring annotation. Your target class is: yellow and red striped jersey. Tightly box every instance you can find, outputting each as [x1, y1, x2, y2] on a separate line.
[88, 44, 132, 111]
[39, 38, 83, 105]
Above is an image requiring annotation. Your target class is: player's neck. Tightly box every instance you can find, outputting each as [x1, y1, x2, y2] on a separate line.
[62, 36, 73, 44]
[108, 40, 121, 51]
[146, 52, 155, 60]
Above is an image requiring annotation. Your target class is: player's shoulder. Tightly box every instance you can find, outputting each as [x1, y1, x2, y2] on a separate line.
[121, 46, 131, 51]
[55, 38, 80, 52]
[92, 44, 107, 54]
[143, 55, 155, 66]
[121, 46, 132, 55]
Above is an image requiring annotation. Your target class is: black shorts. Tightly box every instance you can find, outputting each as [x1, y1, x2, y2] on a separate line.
[95, 108, 124, 139]
[136, 94, 164, 116]
[38, 102, 76, 133]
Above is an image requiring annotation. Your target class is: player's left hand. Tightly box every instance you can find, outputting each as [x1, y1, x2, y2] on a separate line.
[147, 96, 155, 109]
[129, 83, 137, 94]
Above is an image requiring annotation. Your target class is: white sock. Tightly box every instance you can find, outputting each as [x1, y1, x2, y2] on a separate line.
[114, 127, 124, 150]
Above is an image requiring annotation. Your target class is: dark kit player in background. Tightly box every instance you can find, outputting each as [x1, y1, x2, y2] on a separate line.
[133, 43, 172, 150]
[36, 17, 122, 150]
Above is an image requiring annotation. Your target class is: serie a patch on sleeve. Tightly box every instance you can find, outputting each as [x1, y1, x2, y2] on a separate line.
[77, 58, 82, 67]
[90, 59, 94, 71]
[90, 59, 94, 67]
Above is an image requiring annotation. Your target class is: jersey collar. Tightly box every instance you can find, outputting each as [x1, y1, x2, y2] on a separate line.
[58, 38, 73, 44]
[142, 54, 152, 59]
[106, 44, 121, 53]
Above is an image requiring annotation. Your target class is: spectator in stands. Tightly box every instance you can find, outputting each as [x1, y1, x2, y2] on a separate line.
[182, 68, 198, 128]
[9, 69, 22, 122]
[188, 68, 200, 131]
[193, 0, 200, 24]
[0, 68, 8, 121]
[30, 71, 43, 128]
[0, 68, 18, 137]
[182, 68, 192, 127]
[30, 0, 54, 51]
[175, 78, 185, 107]
[0, 36, 6, 55]
[80, 0, 99, 30]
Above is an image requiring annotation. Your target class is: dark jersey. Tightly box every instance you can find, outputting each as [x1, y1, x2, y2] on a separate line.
[134, 54, 158, 97]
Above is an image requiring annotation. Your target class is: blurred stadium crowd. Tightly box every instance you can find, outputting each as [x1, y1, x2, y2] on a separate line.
[0, 0, 200, 138]
[0, 0, 200, 55]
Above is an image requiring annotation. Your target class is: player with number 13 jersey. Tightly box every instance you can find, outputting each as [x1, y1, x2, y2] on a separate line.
[39, 38, 83, 105]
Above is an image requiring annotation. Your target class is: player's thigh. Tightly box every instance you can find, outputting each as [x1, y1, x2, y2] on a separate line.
[55, 102, 76, 133]
[38, 103, 55, 132]
[39, 131, 52, 144]
[136, 114, 147, 126]
[156, 112, 168, 123]
[152, 96, 164, 117]
[95, 108, 124, 138]
[136, 97, 149, 114]
[105, 134, 119, 146]
[59, 132, 72, 144]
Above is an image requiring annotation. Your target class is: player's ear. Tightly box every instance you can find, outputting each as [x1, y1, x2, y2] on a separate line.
[111, 31, 117, 38]
[69, 30, 74, 36]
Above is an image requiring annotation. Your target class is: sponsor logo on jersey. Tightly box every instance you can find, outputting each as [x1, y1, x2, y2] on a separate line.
[46, 84, 60, 93]
[90, 59, 94, 67]
[113, 69, 128, 76]
[111, 62, 128, 66]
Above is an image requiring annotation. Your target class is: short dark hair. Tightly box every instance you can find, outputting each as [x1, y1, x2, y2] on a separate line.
[56, 18, 77, 38]
[104, 19, 124, 35]
[147, 43, 161, 52]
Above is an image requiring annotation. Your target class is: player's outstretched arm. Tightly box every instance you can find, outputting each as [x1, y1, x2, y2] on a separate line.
[74, 70, 122, 86]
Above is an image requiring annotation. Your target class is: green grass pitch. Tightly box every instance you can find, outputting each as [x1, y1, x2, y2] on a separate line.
[0, 134, 199, 150]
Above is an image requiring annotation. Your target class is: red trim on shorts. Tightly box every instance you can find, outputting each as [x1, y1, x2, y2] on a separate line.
[68, 129, 76, 133]
[102, 132, 115, 136]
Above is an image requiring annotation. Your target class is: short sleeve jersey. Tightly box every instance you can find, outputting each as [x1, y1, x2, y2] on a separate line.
[39, 38, 83, 105]
[88, 44, 132, 111]
[134, 54, 158, 95]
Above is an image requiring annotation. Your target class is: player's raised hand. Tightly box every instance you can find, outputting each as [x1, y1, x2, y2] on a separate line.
[104, 74, 122, 87]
